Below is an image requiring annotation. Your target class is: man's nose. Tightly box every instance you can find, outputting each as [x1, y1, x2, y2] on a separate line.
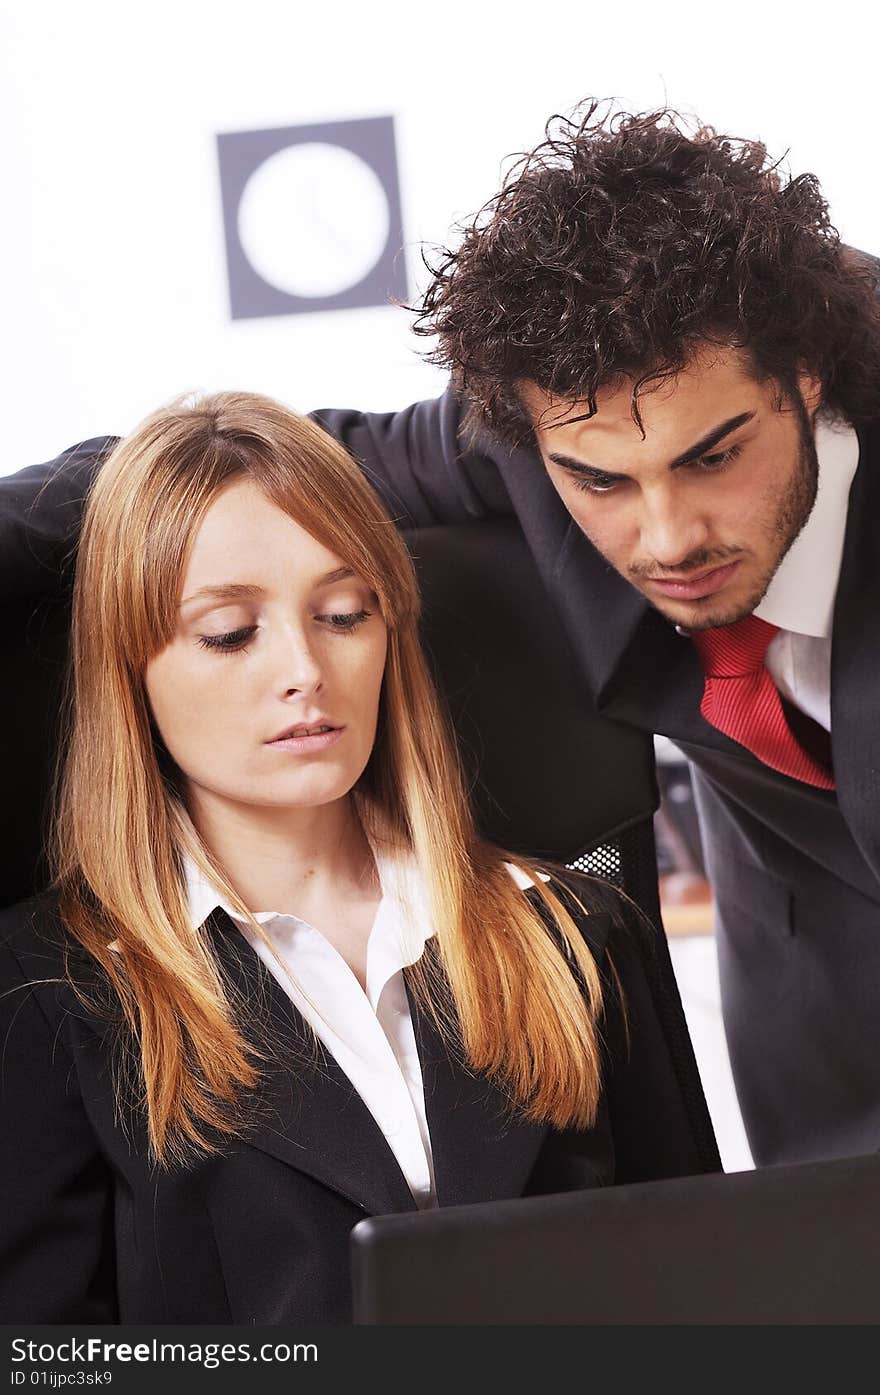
[639, 492, 709, 568]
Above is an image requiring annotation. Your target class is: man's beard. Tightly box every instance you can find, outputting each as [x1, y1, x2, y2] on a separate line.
[636, 402, 819, 631]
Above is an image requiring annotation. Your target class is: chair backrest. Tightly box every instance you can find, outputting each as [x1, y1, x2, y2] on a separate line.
[2, 590, 71, 910]
[0, 514, 720, 1176]
[409, 520, 662, 910]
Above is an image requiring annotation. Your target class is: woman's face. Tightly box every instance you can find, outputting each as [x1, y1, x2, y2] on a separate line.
[144, 478, 388, 824]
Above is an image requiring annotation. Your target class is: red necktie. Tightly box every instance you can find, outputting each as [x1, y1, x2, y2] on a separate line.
[690, 614, 835, 789]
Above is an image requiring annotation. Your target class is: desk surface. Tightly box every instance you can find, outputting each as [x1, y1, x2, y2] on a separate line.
[660, 871, 714, 936]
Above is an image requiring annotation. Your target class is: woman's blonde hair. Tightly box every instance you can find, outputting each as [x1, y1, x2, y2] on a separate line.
[52, 390, 609, 1165]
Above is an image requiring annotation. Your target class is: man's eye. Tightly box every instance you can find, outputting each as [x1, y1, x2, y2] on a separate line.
[197, 625, 257, 654]
[698, 444, 742, 471]
[572, 472, 619, 495]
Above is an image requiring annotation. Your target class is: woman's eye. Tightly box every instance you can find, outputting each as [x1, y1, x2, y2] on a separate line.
[197, 625, 257, 654]
[195, 610, 372, 652]
[317, 609, 371, 633]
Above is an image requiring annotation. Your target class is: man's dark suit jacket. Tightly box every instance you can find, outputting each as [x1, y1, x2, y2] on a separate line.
[0, 876, 711, 1324]
[4, 393, 880, 1167]
[312, 395, 880, 1170]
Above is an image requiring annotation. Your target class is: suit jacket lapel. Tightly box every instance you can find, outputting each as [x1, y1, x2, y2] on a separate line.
[70, 879, 609, 1216]
[403, 899, 615, 1208]
[404, 940, 549, 1208]
[830, 419, 880, 882]
[552, 523, 729, 750]
[208, 911, 554, 1215]
[548, 518, 728, 750]
[550, 519, 649, 709]
[205, 909, 418, 1217]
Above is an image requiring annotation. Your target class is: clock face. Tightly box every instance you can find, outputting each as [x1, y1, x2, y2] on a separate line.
[237, 141, 391, 300]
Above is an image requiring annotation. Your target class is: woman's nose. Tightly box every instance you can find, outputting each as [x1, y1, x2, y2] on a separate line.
[278, 634, 324, 699]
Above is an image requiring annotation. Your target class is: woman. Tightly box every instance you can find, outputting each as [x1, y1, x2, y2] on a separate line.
[0, 391, 706, 1324]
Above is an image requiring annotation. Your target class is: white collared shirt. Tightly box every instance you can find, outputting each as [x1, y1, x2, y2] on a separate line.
[184, 841, 542, 1210]
[751, 414, 859, 732]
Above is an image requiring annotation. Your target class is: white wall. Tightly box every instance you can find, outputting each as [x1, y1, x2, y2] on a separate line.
[2, 0, 877, 476]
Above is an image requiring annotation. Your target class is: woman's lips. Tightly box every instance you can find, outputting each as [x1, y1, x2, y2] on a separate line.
[644, 559, 742, 601]
[266, 727, 345, 754]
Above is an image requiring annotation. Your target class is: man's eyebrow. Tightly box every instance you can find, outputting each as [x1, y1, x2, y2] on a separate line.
[547, 411, 756, 479]
[180, 567, 355, 609]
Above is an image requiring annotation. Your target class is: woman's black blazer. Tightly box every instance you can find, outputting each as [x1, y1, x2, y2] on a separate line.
[0, 877, 717, 1324]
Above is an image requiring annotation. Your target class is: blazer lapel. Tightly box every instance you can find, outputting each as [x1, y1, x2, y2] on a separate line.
[404, 939, 549, 1209]
[404, 899, 616, 1207]
[829, 418, 880, 883]
[554, 531, 732, 754]
[205, 909, 418, 1217]
[215, 913, 552, 1213]
[548, 517, 729, 749]
[72, 904, 575, 1216]
[550, 519, 650, 710]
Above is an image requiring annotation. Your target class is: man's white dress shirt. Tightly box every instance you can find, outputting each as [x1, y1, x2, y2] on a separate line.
[753, 414, 859, 732]
[185, 840, 542, 1210]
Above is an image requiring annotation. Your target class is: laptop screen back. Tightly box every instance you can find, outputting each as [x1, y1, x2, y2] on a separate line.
[351, 1152, 880, 1324]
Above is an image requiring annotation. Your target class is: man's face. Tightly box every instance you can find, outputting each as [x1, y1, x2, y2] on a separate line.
[521, 347, 822, 631]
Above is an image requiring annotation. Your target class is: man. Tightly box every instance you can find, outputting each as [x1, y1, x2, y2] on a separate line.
[3, 104, 880, 1168]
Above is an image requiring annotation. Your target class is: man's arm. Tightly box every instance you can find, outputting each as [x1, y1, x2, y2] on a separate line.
[1, 388, 517, 602]
[0, 436, 118, 600]
[312, 385, 515, 526]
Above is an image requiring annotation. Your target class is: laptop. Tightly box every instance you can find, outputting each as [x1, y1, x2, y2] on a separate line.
[350, 1151, 880, 1324]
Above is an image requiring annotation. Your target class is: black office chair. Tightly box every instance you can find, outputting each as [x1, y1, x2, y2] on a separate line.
[410, 521, 663, 905]
[0, 515, 721, 1179]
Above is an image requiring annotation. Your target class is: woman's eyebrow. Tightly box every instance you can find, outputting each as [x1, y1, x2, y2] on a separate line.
[180, 582, 264, 609]
[316, 566, 356, 587]
[180, 568, 357, 610]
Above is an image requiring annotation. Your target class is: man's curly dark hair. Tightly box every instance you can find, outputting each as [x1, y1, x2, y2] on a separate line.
[414, 101, 880, 446]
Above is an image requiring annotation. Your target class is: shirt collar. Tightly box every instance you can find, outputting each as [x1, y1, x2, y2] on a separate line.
[183, 835, 436, 1016]
[184, 854, 253, 934]
[752, 414, 859, 639]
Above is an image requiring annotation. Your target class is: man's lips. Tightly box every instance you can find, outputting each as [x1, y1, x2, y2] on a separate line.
[642, 559, 742, 601]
